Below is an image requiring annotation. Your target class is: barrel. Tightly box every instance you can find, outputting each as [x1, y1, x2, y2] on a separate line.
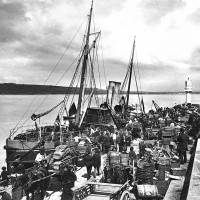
[109, 151, 120, 165]
[121, 153, 129, 165]
[158, 164, 165, 180]
[136, 185, 158, 198]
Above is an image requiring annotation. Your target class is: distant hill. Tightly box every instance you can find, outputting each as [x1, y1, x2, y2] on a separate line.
[0, 83, 194, 95]
[0, 83, 107, 95]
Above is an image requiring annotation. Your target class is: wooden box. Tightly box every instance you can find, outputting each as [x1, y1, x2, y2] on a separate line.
[157, 157, 171, 165]
[162, 131, 173, 137]
[162, 137, 172, 145]
[171, 162, 180, 168]
[170, 168, 186, 176]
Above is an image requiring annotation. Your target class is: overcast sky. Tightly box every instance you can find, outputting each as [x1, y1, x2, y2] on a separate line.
[0, 0, 200, 92]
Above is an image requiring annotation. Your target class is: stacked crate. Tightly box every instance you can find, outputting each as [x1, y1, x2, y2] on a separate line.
[162, 127, 175, 145]
[170, 168, 186, 176]
[157, 157, 171, 172]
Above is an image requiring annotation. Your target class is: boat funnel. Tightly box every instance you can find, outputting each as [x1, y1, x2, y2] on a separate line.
[106, 81, 121, 108]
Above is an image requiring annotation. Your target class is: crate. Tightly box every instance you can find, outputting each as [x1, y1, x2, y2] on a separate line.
[162, 137, 172, 145]
[170, 168, 186, 176]
[153, 178, 170, 195]
[157, 157, 171, 165]
[162, 131, 173, 137]
[171, 162, 180, 168]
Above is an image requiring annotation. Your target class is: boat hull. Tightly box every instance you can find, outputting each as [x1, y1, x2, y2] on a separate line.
[4, 139, 55, 171]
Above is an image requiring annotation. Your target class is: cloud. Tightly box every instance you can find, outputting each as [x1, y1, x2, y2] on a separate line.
[1, 0, 200, 92]
[138, 0, 186, 25]
[0, 1, 28, 43]
[189, 7, 200, 24]
[0, 70, 21, 83]
[190, 47, 200, 69]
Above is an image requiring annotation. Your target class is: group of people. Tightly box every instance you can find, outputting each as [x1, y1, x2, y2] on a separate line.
[82, 147, 101, 180]
[97, 129, 132, 153]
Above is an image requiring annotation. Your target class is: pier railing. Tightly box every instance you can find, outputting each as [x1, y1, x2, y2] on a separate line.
[9, 123, 64, 142]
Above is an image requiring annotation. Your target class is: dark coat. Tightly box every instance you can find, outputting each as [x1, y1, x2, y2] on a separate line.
[98, 135, 105, 143]
[93, 153, 101, 168]
[83, 154, 93, 167]
[62, 170, 77, 186]
[104, 136, 113, 148]
[177, 133, 189, 151]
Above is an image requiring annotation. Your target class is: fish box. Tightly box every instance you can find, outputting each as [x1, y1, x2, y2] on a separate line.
[162, 137, 172, 145]
[170, 168, 186, 176]
[171, 162, 180, 168]
[162, 131, 174, 137]
[157, 157, 171, 165]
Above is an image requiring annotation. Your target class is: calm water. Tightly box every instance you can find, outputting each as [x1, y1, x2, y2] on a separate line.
[0, 93, 200, 169]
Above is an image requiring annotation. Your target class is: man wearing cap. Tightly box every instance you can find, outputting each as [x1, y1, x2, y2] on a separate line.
[177, 127, 189, 164]
[1, 166, 9, 186]
[35, 147, 47, 165]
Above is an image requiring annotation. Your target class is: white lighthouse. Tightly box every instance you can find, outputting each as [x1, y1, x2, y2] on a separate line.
[185, 77, 192, 104]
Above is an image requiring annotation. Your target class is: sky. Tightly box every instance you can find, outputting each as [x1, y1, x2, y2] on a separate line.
[0, 0, 200, 92]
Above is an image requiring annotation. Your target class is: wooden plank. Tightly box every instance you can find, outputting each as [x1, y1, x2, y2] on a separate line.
[86, 182, 122, 187]
[84, 194, 110, 200]
[94, 187, 119, 194]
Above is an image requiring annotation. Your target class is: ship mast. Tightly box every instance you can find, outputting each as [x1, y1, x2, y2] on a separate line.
[126, 37, 136, 106]
[76, 1, 93, 124]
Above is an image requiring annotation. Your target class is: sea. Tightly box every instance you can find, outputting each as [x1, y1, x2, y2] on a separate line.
[0, 93, 200, 170]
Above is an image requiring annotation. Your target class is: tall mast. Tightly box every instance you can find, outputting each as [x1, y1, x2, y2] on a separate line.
[76, 1, 93, 124]
[126, 37, 136, 106]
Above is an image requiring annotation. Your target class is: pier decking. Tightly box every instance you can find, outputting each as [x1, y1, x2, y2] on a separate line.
[186, 138, 200, 200]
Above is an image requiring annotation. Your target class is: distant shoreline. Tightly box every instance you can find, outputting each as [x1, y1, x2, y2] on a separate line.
[0, 83, 198, 95]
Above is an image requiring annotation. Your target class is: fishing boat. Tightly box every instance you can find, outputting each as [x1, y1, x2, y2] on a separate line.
[4, 0, 114, 172]
[101, 37, 145, 130]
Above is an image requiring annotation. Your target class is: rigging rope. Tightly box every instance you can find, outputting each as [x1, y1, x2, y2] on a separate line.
[120, 50, 132, 93]
[56, 18, 89, 121]
[95, 34, 103, 101]
[100, 35, 107, 94]
[12, 16, 87, 133]
[56, 37, 86, 120]
[133, 60, 143, 112]
[135, 48, 143, 95]
[135, 48, 145, 113]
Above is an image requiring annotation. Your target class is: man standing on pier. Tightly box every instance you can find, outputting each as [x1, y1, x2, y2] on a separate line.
[83, 150, 94, 180]
[61, 166, 77, 200]
[177, 127, 189, 164]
